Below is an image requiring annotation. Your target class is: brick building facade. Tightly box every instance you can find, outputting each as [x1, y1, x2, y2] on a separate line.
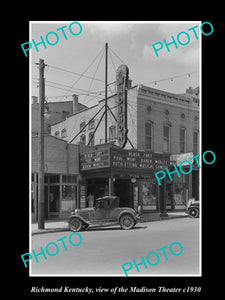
[50, 82, 199, 212]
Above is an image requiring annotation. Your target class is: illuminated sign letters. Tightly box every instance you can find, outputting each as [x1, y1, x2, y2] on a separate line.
[116, 64, 129, 148]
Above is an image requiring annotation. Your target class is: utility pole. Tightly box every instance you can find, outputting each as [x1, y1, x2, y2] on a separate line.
[38, 59, 45, 229]
[105, 43, 108, 143]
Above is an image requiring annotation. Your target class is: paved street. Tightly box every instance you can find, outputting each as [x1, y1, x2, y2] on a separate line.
[31, 218, 200, 276]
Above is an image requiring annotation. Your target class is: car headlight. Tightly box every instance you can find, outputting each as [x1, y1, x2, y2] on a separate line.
[137, 205, 142, 215]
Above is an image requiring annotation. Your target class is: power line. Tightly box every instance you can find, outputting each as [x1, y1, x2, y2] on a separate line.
[83, 47, 105, 105]
[32, 78, 105, 98]
[59, 46, 106, 101]
[34, 63, 104, 83]
[108, 46, 126, 65]
[143, 71, 199, 86]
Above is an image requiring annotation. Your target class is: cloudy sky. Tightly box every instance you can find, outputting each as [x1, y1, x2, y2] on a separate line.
[30, 21, 200, 107]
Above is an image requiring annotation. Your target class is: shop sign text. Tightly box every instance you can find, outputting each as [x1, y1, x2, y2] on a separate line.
[154, 150, 216, 186]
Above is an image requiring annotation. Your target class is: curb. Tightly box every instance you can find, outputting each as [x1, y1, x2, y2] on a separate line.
[31, 215, 188, 236]
[32, 227, 68, 236]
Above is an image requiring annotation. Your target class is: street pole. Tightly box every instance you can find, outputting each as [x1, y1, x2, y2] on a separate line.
[38, 59, 45, 229]
[105, 43, 108, 143]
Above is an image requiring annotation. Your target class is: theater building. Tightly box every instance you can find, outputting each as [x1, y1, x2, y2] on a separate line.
[50, 80, 199, 212]
[79, 143, 174, 213]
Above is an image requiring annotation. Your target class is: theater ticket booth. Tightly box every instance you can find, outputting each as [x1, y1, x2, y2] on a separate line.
[79, 144, 173, 213]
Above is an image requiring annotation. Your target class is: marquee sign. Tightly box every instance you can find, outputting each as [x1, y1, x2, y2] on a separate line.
[116, 64, 129, 148]
[80, 149, 110, 170]
[80, 146, 174, 172]
[111, 148, 173, 170]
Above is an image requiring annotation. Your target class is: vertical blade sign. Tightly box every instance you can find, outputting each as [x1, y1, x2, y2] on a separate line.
[116, 64, 129, 148]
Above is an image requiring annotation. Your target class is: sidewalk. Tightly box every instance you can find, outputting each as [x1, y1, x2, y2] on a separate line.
[31, 211, 188, 235]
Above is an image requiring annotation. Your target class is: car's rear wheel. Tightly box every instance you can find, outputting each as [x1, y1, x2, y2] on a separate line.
[119, 214, 135, 230]
[69, 218, 83, 232]
[188, 208, 199, 218]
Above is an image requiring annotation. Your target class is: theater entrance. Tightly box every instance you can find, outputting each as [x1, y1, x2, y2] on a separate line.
[114, 178, 132, 208]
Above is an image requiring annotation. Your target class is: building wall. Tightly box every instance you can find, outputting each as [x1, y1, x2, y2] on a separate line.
[137, 85, 199, 154]
[32, 94, 87, 136]
[31, 135, 80, 221]
[50, 87, 139, 149]
[32, 135, 80, 175]
[48, 84, 200, 211]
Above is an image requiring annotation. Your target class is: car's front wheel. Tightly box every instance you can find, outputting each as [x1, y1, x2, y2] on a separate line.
[188, 208, 199, 218]
[119, 214, 135, 230]
[69, 218, 83, 232]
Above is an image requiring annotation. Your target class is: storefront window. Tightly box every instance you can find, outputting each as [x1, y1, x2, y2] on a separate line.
[142, 181, 157, 207]
[62, 185, 76, 200]
[174, 183, 186, 206]
[49, 185, 60, 212]
[62, 175, 77, 183]
[50, 175, 60, 184]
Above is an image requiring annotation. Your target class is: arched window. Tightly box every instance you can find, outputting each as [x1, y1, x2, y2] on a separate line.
[54, 131, 59, 138]
[88, 119, 95, 130]
[163, 124, 170, 153]
[80, 134, 86, 145]
[61, 128, 67, 138]
[109, 125, 116, 141]
[193, 130, 199, 154]
[145, 121, 153, 150]
[88, 132, 94, 146]
[80, 122, 86, 132]
[180, 127, 186, 153]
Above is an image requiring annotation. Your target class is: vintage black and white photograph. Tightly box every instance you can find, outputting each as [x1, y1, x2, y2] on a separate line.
[29, 21, 201, 277]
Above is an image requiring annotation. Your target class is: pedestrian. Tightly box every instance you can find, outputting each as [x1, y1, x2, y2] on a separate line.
[87, 193, 94, 208]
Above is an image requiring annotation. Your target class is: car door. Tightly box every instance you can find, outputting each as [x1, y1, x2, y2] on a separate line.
[90, 200, 106, 224]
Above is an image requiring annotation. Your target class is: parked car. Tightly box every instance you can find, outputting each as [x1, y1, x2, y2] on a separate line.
[66, 196, 141, 231]
[187, 200, 199, 218]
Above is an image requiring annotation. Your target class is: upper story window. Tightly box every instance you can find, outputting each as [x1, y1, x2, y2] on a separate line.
[54, 131, 59, 138]
[109, 125, 116, 141]
[145, 121, 153, 150]
[180, 127, 186, 153]
[61, 128, 67, 138]
[163, 124, 170, 153]
[80, 134, 86, 145]
[62, 111, 70, 119]
[88, 119, 95, 130]
[80, 122, 86, 132]
[88, 132, 95, 146]
[193, 130, 199, 154]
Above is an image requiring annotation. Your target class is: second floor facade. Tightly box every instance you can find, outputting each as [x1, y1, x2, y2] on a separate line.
[50, 83, 200, 156]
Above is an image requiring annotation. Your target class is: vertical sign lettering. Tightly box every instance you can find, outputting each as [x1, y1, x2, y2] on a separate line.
[116, 64, 129, 148]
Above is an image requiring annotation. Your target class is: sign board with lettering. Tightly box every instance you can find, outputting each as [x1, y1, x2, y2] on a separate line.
[80, 149, 110, 171]
[111, 148, 172, 170]
[80, 146, 173, 172]
[116, 64, 129, 148]
[170, 152, 194, 166]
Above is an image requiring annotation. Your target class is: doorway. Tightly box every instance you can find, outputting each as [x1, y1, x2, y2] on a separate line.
[114, 178, 132, 208]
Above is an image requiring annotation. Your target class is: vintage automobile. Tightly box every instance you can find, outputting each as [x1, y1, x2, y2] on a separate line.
[67, 196, 141, 231]
[187, 200, 199, 218]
